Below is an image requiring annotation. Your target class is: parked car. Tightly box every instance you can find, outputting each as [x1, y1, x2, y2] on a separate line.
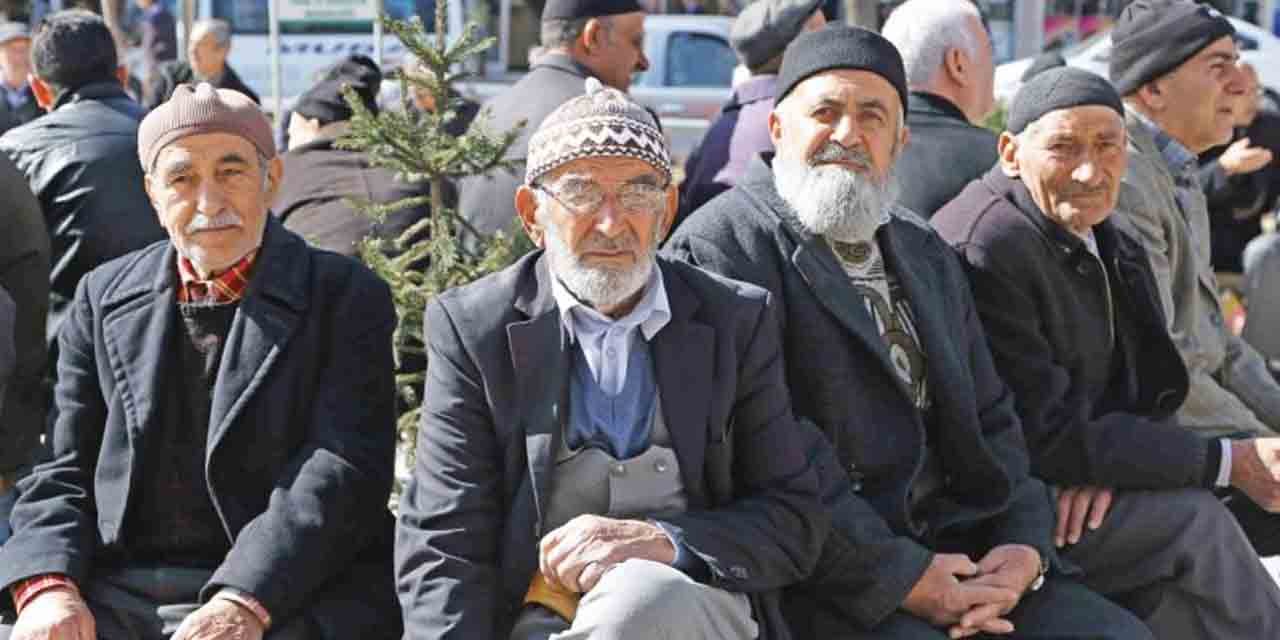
[994, 15, 1280, 103]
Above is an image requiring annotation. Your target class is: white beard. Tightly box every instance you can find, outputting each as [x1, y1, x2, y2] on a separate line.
[773, 149, 897, 244]
[543, 222, 656, 311]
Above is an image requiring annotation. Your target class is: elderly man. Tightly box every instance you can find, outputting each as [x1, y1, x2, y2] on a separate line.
[933, 66, 1280, 639]
[147, 19, 258, 110]
[395, 79, 827, 640]
[0, 23, 39, 134]
[667, 26, 1144, 639]
[0, 83, 401, 640]
[1108, 0, 1280, 552]
[881, 0, 997, 219]
[456, 0, 650, 243]
[676, 0, 824, 226]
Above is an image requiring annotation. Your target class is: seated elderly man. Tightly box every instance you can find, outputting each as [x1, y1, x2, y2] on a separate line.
[933, 66, 1280, 639]
[667, 25, 1146, 639]
[0, 84, 401, 640]
[394, 79, 827, 640]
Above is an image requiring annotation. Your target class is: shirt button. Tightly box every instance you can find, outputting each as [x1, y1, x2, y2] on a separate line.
[612, 463, 627, 477]
[606, 347, 617, 359]
[654, 458, 669, 473]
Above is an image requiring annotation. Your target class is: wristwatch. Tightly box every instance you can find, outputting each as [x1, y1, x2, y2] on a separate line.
[1029, 555, 1050, 592]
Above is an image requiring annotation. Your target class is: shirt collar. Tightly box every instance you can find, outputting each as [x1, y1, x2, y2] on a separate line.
[551, 263, 671, 344]
[176, 250, 258, 305]
[1130, 109, 1198, 177]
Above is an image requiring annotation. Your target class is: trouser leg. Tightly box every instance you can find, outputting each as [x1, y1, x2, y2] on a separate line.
[1063, 489, 1280, 640]
[1001, 577, 1153, 639]
[1222, 488, 1280, 555]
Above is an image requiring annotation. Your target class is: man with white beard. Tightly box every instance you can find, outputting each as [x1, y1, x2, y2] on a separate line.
[395, 78, 828, 640]
[666, 25, 1145, 639]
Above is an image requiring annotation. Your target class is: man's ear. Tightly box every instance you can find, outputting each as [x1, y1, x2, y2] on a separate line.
[515, 185, 546, 247]
[997, 131, 1021, 177]
[656, 184, 678, 244]
[944, 46, 969, 87]
[1134, 80, 1165, 112]
[28, 74, 54, 110]
[115, 65, 129, 88]
[582, 17, 607, 54]
[264, 155, 285, 203]
[768, 108, 783, 146]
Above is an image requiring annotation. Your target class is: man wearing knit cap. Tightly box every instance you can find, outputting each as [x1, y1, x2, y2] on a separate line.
[883, 0, 999, 219]
[0, 82, 402, 640]
[935, 66, 1280, 639]
[456, 0, 650, 245]
[1109, 0, 1280, 554]
[396, 78, 827, 640]
[676, 0, 825, 227]
[669, 25, 1145, 639]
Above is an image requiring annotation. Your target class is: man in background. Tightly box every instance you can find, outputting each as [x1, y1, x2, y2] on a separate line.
[0, 23, 39, 134]
[146, 18, 258, 109]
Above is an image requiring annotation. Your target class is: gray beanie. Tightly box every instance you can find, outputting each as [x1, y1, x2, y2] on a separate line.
[730, 0, 822, 69]
[1109, 0, 1234, 96]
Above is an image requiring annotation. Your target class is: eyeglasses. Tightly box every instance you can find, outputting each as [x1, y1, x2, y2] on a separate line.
[535, 177, 668, 217]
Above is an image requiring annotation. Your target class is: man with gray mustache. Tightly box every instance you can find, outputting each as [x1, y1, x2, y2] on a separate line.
[666, 25, 1142, 639]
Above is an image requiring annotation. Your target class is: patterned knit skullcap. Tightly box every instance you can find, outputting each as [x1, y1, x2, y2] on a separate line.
[525, 78, 671, 185]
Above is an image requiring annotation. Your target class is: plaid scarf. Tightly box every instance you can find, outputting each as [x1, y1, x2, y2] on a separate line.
[176, 251, 258, 305]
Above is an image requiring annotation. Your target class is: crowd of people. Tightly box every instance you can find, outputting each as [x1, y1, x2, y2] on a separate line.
[3, 0, 1280, 638]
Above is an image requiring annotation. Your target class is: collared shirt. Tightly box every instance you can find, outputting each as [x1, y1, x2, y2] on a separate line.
[2, 85, 28, 111]
[551, 266, 671, 395]
[176, 251, 258, 305]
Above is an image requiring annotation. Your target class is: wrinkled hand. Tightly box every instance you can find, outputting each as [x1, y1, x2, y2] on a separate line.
[1219, 137, 1273, 176]
[901, 553, 1020, 636]
[1231, 438, 1280, 511]
[10, 588, 96, 640]
[538, 514, 677, 594]
[947, 545, 1042, 638]
[1054, 486, 1113, 547]
[171, 598, 265, 640]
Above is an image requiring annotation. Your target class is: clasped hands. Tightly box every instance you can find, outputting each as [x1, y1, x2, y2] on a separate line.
[11, 587, 265, 640]
[902, 544, 1042, 639]
[537, 514, 677, 594]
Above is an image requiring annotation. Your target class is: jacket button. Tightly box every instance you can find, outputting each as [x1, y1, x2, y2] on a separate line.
[611, 463, 626, 477]
[653, 458, 668, 473]
[1076, 263, 1092, 276]
[730, 566, 749, 580]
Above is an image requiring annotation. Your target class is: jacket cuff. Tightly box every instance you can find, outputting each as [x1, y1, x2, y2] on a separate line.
[1203, 437, 1225, 489]
[653, 520, 711, 583]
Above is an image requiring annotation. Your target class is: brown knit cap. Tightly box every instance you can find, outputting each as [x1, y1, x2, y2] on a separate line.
[138, 83, 275, 172]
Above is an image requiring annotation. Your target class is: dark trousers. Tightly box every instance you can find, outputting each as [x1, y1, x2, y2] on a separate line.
[1222, 488, 1280, 555]
[0, 567, 311, 640]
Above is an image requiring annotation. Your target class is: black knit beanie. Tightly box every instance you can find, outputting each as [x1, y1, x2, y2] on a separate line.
[775, 24, 908, 111]
[1109, 0, 1234, 96]
[1007, 67, 1124, 134]
[293, 55, 382, 126]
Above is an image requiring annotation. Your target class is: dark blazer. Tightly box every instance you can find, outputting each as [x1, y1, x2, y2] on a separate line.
[933, 168, 1208, 490]
[0, 285, 13, 420]
[146, 61, 260, 110]
[395, 252, 828, 640]
[666, 154, 1057, 632]
[0, 220, 402, 639]
[1197, 113, 1280, 272]
[456, 53, 594, 242]
[0, 151, 50, 474]
[893, 92, 999, 219]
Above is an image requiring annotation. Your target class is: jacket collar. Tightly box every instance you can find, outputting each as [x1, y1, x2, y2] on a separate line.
[532, 52, 594, 80]
[52, 80, 130, 111]
[731, 75, 777, 107]
[908, 91, 969, 122]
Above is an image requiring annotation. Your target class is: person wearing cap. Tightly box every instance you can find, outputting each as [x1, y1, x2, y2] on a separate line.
[395, 78, 826, 640]
[146, 19, 258, 111]
[0, 22, 39, 134]
[455, 0, 650, 244]
[0, 82, 402, 640]
[668, 25, 1146, 639]
[933, 66, 1280, 639]
[1109, 0, 1280, 552]
[0, 10, 165, 378]
[275, 54, 432, 257]
[675, 0, 825, 228]
[881, 0, 998, 220]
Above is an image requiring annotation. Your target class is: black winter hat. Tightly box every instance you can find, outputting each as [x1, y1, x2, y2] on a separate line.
[1007, 67, 1124, 134]
[775, 24, 908, 111]
[541, 0, 642, 21]
[1109, 0, 1234, 96]
[293, 54, 382, 126]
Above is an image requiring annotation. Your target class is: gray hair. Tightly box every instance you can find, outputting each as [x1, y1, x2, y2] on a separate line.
[540, 15, 609, 50]
[881, 0, 982, 88]
[190, 18, 232, 49]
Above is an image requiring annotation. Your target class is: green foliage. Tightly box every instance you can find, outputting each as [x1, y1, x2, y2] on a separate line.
[336, 6, 531, 469]
[983, 99, 1008, 135]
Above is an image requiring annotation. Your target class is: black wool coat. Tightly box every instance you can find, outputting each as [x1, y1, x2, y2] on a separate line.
[665, 154, 1057, 633]
[932, 168, 1208, 490]
[0, 220, 402, 639]
[892, 92, 999, 219]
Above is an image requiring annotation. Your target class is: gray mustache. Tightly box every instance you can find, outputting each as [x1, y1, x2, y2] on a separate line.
[185, 210, 243, 233]
[811, 143, 871, 169]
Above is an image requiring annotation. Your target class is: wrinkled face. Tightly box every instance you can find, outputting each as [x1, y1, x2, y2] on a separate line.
[0, 37, 29, 89]
[1001, 105, 1127, 234]
[593, 12, 649, 91]
[188, 32, 229, 79]
[145, 133, 282, 276]
[1150, 36, 1243, 153]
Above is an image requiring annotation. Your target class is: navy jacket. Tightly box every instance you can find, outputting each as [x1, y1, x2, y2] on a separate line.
[0, 220, 402, 639]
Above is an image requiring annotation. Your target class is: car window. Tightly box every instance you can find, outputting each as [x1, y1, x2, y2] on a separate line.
[213, 0, 438, 34]
[665, 32, 735, 88]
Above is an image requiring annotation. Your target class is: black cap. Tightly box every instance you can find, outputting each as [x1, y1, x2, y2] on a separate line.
[1021, 51, 1066, 83]
[1109, 0, 1234, 96]
[1007, 67, 1124, 134]
[541, 0, 642, 21]
[293, 54, 382, 125]
[775, 24, 908, 112]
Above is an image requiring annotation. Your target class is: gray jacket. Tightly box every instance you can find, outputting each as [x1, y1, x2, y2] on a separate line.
[1113, 110, 1280, 436]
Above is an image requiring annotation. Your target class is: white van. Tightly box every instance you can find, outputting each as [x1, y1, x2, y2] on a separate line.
[194, 0, 464, 105]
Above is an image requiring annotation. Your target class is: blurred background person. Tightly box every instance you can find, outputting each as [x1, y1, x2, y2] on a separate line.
[131, 0, 175, 104]
[146, 18, 257, 109]
[0, 22, 38, 134]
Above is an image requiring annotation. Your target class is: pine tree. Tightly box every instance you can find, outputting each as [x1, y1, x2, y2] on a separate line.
[336, 6, 532, 465]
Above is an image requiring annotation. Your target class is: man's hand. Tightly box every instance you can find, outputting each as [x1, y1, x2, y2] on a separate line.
[1053, 486, 1113, 547]
[538, 514, 677, 594]
[901, 553, 1020, 636]
[171, 598, 265, 640]
[1231, 438, 1280, 511]
[1218, 137, 1273, 176]
[10, 588, 96, 640]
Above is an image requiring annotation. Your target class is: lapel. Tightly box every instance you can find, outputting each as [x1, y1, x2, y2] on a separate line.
[507, 255, 569, 537]
[650, 261, 713, 507]
[206, 219, 309, 460]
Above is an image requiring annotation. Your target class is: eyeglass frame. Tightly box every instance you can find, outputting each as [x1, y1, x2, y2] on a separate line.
[532, 174, 672, 218]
